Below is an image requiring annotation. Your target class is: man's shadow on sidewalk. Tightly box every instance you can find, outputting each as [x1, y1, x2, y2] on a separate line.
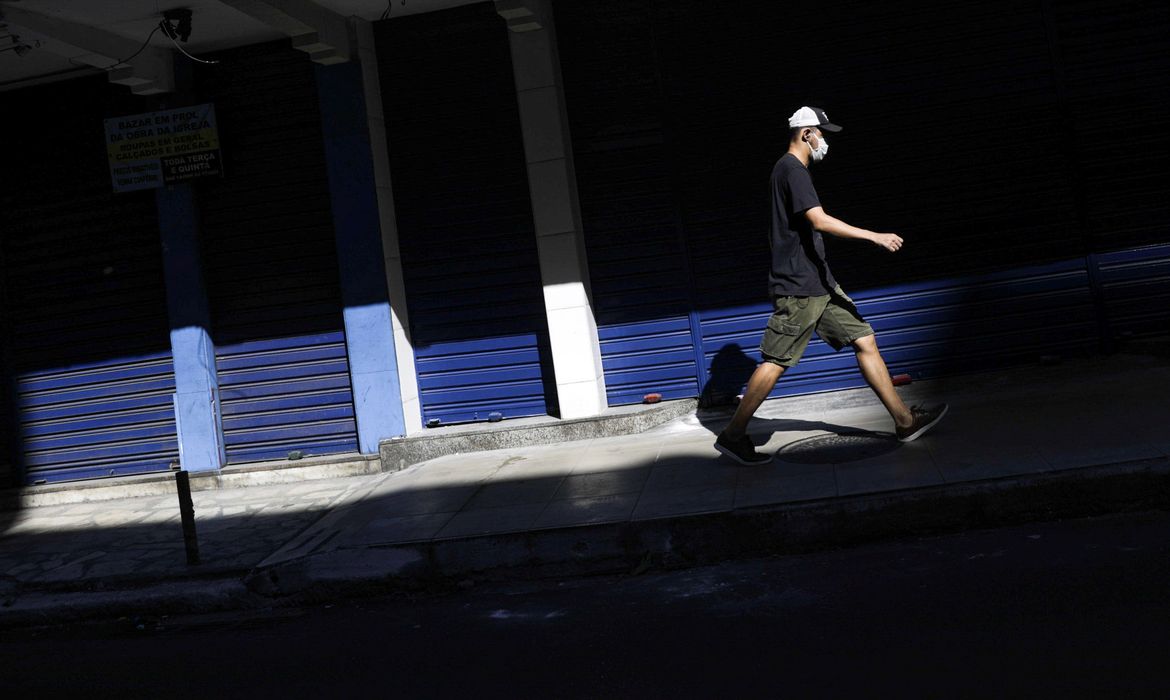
[697, 343, 902, 463]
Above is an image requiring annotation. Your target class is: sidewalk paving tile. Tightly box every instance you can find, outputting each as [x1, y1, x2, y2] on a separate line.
[464, 475, 567, 509]
[930, 439, 1051, 482]
[643, 461, 741, 492]
[501, 442, 592, 471]
[834, 444, 943, 496]
[1037, 439, 1164, 471]
[534, 493, 640, 529]
[734, 466, 838, 508]
[655, 436, 722, 461]
[632, 485, 736, 520]
[573, 443, 662, 473]
[435, 502, 547, 540]
[488, 458, 578, 481]
[344, 512, 458, 546]
[357, 483, 480, 518]
[552, 467, 652, 501]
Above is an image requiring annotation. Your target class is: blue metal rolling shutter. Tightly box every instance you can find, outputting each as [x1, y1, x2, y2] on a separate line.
[557, 0, 701, 406]
[699, 258, 1098, 396]
[376, 5, 556, 425]
[11, 353, 177, 483]
[1097, 245, 1170, 342]
[1047, 0, 1170, 342]
[195, 42, 358, 463]
[0, 76, 179, 484]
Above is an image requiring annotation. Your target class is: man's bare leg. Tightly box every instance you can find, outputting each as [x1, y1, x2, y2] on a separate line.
[852, 334, 913, 429]
[721, 362, 786, 439]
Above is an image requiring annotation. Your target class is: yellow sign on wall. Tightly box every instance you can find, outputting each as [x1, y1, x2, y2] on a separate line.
[104, 104, 221, 193]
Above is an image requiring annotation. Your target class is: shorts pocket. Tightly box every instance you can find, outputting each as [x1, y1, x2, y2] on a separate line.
[761, 311, 810, 366]
[766, 315, 801, 336]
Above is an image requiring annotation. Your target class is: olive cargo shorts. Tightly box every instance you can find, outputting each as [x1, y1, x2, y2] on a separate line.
[760, 285, 875, 367]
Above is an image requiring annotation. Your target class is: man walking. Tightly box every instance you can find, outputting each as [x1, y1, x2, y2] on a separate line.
[714, 106, 947, 465]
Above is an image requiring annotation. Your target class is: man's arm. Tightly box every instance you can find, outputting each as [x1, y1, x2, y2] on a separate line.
[805, 206, 903, 253]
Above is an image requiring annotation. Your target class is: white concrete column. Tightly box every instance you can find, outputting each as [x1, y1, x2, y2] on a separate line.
[351, 18, 424, 434]
[496, 0, 608, 419]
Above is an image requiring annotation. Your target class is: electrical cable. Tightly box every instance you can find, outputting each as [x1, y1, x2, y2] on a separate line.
[68, 22, 160, 71]
[67, 17, 219, 73]
[160, 23, 219, 64]
[107, 22, 162, 69]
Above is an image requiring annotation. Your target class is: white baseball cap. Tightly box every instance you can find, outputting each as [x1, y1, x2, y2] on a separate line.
[788, 106, 842, 132]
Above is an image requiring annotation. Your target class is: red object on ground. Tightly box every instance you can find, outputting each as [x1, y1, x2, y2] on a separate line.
[643, 393, 662, 404]
[891, 373, 913, 386]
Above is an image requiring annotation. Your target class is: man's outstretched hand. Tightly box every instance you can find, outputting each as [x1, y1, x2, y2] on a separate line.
[873, 232, 904, 253]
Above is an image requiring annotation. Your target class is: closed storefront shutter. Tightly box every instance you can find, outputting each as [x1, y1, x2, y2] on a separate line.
[0, 77, 179, 484]
[1097, 244, 1170, 342]
[1047, 0, 1170, 340]
[557, 0, 702, 405]
[1050, 0, 1170, 254]
[376, 4, 556, 426]
[195, 43, 358, 463]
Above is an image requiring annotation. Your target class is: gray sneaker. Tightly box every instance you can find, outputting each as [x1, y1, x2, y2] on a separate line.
[896, 403, 949, 442]
[715, 432, 772, 465]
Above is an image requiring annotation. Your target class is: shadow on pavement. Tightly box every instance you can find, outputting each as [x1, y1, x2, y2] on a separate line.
[775, 432, 901, 464]
[699, 344, 758, 409]
[696, 341, 914, 462]
[695, 409, 901, 464]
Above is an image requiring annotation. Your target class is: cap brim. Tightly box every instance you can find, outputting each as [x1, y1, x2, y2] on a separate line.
[819, 122, 843, 132]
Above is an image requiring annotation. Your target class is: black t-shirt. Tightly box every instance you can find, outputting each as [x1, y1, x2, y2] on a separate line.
[769, 153, 837, 296]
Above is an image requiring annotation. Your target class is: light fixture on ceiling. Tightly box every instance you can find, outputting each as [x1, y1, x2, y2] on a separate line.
[161, 8, 193, 43]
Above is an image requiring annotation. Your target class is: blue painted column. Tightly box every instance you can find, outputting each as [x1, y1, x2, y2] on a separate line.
[157, 183, 225, 472]
[316, 60, 406, 452]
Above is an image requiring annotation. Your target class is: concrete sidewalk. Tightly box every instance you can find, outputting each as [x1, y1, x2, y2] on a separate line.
[3, 350, 1169, 625]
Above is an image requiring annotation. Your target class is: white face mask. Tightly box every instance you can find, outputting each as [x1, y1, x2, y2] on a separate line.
[808, 131, 829, 162]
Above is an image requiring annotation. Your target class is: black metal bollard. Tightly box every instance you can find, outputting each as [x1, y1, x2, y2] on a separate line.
[175, 470, 201, 565]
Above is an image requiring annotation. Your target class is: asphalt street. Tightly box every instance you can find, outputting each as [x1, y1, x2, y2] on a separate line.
[4, 510, 1169, 698]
